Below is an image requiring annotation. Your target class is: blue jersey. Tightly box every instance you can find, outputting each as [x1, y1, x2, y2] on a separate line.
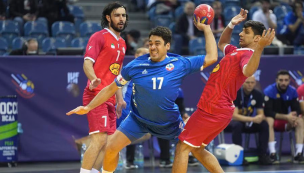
[116, 53, 205, 127]
[116, 81, 133, 127]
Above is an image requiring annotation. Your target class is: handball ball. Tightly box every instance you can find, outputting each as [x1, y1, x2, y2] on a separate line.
[193, 4, 214, 25]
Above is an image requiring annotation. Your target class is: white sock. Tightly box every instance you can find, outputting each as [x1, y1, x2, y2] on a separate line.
[268, 141, 276, 154]
[295, 144, 304, 155]
[101, 169, 113, 173]
[91, 168, 100, 173]
[80, 168, 91, 173]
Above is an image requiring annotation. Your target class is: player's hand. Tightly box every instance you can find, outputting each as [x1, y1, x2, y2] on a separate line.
[116, 100, 127, 119]
[257, 28, 275, 48]
[286, 111, 297, 126]
[66, 106, 90, 116]
[193, 17, 211, 32]
[182, 113, 190, 122]
[89, 78, 101, 90]
[231, 8, 248, 25]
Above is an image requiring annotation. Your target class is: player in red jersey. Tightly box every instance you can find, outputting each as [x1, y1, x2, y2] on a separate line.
[70, 2, 128, 173]
[172, 9, 275, 173]
[298, 84, 304, 116]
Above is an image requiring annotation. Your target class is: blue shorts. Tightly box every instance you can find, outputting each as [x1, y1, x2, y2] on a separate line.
[117, 112, 184, 143]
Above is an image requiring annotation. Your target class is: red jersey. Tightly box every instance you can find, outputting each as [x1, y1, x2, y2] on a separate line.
[197, 44, 254, 118]
[84, 28, 126, 104]
[297, 84, 304, 102]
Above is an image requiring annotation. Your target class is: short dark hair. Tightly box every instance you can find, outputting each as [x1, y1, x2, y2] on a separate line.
[101, 2, 128, 28]
[244, 20, 266, 36]
[292, 0, 303, 13]
[276, 70, 290, 78]
[260, 0, 270, 4]
[148, 26, 172, 45]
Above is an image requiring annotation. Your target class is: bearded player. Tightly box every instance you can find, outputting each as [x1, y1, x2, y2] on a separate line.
[173, 9, 275, 173]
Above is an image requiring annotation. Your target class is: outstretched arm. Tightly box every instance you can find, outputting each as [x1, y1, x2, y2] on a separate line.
[243, 29, 275, 77]
[218, 9, 248, 52]
[66, 82, 119, 115]
[193, 17, 218, 69]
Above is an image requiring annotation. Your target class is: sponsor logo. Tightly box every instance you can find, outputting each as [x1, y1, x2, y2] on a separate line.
[88, 46, 92, 50]
[212, 64, 220, 73]
[11, 74, 35, 99]
[142, 69, 148, 74]
[67, 72, 80, 97]
[109, 63, 120, 75]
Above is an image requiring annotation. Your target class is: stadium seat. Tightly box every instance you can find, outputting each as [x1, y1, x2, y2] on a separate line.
[274, 5, 292, 20]
[79, 22, 102, 37]
[249, 6, 261, 20]
[71, 37, 89, 48]
[0, 37, 8, 55]
[154, 15, 173, 28]
[224, 6, 241, 22]
[12, 37, 26, 50]
[52, 21, 76, 46]
[36, 17, 48, 27]
[68, 5, 85, 33]
[224, 0, 240, 7]
[169, 22, 176, 34]
[194, 0, 214, 6]
[189, 37, 205, 55]
[0, 20, 20, 48]
[233, 23, 244, 34]
[24, 21, 49, 45]
[42, 37, 66, 53]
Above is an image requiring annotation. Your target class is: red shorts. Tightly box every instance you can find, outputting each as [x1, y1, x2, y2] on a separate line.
[83, 93, 116, 135]
[274, 119, 288, 132]
[179, 108, 231, 147]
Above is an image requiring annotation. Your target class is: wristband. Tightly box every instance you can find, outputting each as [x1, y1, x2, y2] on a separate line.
[228, 22, 235, 29]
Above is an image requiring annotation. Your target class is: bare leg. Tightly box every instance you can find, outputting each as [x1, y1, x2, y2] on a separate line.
[102, 130, 131, 172]
[266, 117, 275, 142]
[295, 117, 304, 144]
[191, 146, 224, 173]
[92, 138, 108, 171]
[172, 141, 192, 173]
[81, 133, 107, 170]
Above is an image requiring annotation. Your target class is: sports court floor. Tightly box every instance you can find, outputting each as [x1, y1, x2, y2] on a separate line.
[0, 159, 304, 173]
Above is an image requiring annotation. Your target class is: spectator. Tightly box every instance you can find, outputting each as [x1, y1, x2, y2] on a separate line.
[297, 84, 304, 116]
[211, 1, 225, 39]
[121, 29, 141, 55]
[176, 1, 202, 54]
[9, 0, 37, 22]
[142, 37, 149, 49]
[0, 0, 6, 20]
[10, 38, 39, 55]
[149, 0, 180, 15]
[278, 0, 304, 46]
[230, 76, 272, 165]
[38, 0, 74, 33]
[264, 70, 304, 163]
[252, 0, 277, 30]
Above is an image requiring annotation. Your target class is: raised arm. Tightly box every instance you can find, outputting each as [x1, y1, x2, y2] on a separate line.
[218, 9, 248, 52]
[193, 17, 218, 69]
[243, 29, 275, 77]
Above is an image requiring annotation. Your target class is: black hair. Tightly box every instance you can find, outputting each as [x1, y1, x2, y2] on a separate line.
[244, 20, 266, 36]
[276, 70, 290, 78]
[101, 1, 128, 28]
[148, 26, 172, 45]
[260, 0, 270, 3]
[292, 0, 303, 13]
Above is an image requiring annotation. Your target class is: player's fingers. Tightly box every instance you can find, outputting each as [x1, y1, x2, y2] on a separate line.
[239, 8, 244, 15]
[66, 108, 77, 115]
[261, 29, 266, 37]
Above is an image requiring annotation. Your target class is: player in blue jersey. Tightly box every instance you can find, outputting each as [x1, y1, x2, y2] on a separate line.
[67, 19, 218, 172]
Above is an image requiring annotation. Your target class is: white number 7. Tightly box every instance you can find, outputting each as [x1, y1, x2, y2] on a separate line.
[102, 116, 107, 127]
[152, 77, 164, 89]
[116, 50, 120, 61]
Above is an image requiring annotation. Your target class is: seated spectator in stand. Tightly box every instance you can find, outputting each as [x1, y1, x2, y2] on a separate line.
[0, 0, 6, 20]
[149, 0, 180, 15]
[38, 0, 74, 32]
[229, 76, 272, 165]
[278, 0, 304, 46]
[211, 1, 225, 39]
[176, 1, 202, 54]
[142, 38, 149, 49]
[264, 70, 304, 163]
[121, 29, 141, 55]
[9, 0, 37, 22]
[10, 38, 39, 55]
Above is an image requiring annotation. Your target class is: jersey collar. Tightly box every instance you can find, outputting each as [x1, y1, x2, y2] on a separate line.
[105, 28, 119, 41]
[237, 48, 254, 52]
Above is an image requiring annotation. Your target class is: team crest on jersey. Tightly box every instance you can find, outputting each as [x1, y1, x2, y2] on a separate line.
[212, 64, 220, 73]
[111, 43, 115, 49]
[109, 63, 120, 75]
[166, 63, 174, 71]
